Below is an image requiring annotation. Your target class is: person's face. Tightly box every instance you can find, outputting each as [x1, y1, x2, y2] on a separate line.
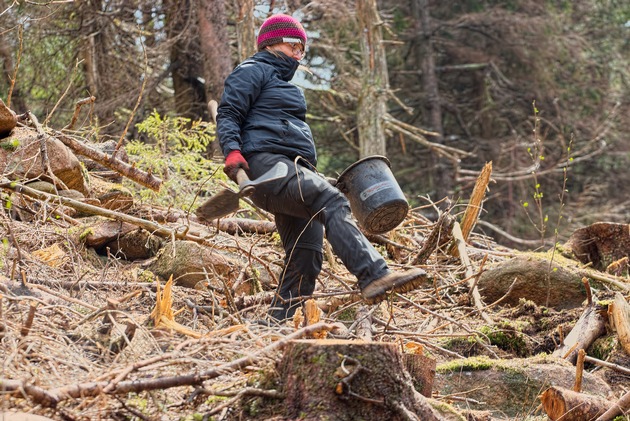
[271, 42, 305, 60]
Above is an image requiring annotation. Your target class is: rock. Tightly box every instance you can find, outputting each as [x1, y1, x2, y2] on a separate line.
[0, 126, 89, 195]
[0, 98, 17, 137]
[145, 240, 239, 289]
[477, 254, 587, 310]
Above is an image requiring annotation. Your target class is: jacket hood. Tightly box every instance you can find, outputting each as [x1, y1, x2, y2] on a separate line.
[253, 50, 300, 82]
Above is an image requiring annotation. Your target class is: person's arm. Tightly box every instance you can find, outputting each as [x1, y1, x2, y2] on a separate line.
[216, 62, 265, 158]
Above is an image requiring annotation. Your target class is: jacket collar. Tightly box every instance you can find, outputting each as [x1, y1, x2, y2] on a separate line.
[253, 50, 299, 81]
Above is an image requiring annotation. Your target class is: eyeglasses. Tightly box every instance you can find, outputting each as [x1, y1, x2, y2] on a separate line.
[287, 42, 305, 59]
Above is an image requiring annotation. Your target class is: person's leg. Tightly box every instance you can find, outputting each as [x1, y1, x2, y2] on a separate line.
[248, 153, 388, 284]
[268, 213, 324, 321]
[247, 153, 427, 304]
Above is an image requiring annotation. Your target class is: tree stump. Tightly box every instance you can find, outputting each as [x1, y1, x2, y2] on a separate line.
[564, 222, 630, 274]
[278, 339, 442, 420]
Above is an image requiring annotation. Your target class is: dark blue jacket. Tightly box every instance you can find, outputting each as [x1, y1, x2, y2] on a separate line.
[217, 51, 317, 166]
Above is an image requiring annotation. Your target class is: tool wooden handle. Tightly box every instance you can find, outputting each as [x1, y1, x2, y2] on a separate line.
[235, 168, 254, 195]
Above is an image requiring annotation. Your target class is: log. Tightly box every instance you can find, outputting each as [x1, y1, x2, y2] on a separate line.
[552, 303, 608, 364]
[610, 292, 630, 355]
[53, 130, 162, 192]
[278, 339, 444, 420]
[540, 386, 612, 420]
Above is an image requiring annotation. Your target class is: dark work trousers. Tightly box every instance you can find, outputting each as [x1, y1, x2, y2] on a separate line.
[246, 152, 390, 320]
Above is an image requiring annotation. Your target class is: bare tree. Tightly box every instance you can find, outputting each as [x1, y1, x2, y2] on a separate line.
[356, 0, 388, 157]
[411, 0, 452, 200]
[235, 0, 257, 62]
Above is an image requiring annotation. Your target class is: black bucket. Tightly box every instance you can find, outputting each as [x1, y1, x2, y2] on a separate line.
[336, 156, 409, 234]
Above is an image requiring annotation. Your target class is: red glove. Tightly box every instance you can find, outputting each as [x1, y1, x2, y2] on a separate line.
[224, 150, 249, 182]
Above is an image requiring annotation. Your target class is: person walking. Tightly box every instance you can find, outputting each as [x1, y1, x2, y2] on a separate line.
[216, 13, 427, 321]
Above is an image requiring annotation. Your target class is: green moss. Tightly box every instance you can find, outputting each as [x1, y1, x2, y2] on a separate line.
[0, 138, 20, 151]
[336, 307, 356, 321]
[479, 323, 529, 357]
[437, 356, 494, 373]
[79, 228, 94, 242]
[589, 335, 618, 361]
[310, 353, 328, 365]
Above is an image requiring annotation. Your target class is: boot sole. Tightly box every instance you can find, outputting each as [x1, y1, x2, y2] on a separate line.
[362, 271, 427, 305]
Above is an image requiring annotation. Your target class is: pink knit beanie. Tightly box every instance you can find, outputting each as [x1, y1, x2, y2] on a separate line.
[257, 14, 307, 51]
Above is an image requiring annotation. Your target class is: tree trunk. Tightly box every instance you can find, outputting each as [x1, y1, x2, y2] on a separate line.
[412, 0, 452, 200]
[235, 0, 256, 62]
[198, 0, 232, 103]
[356, 0, 388, 158]
[0, 28, 27, 113]
[278, 339, 443, 420]
[165, 0, 208, 123]
[197, 0, 232, 157]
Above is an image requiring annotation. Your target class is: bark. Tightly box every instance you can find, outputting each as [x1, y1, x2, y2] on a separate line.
[610, 293, 630, 355]
[279, 339, 443, 420]
[564, 222, 630, 274]
[540, 386, 611, 421]
[198, 0, 232, 102]
[403, 353, 436, 398]
[235, 0, 256, 62]
[552, 304, 608, 364]
[356, 0, 388, 157]
[79, 5, 99, 100]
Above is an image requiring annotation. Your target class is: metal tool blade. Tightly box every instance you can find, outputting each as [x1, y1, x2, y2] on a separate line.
[195, 161, 288, 221]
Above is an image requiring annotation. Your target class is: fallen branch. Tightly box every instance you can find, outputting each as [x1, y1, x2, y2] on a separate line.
[595, 389, 630, 421]
[552, 303, 608, 364]
[1, 180, 179, 238]
[53, 130, 162, 191]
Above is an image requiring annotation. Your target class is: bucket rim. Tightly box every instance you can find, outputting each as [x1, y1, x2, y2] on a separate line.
[336, 155, 391, 185]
